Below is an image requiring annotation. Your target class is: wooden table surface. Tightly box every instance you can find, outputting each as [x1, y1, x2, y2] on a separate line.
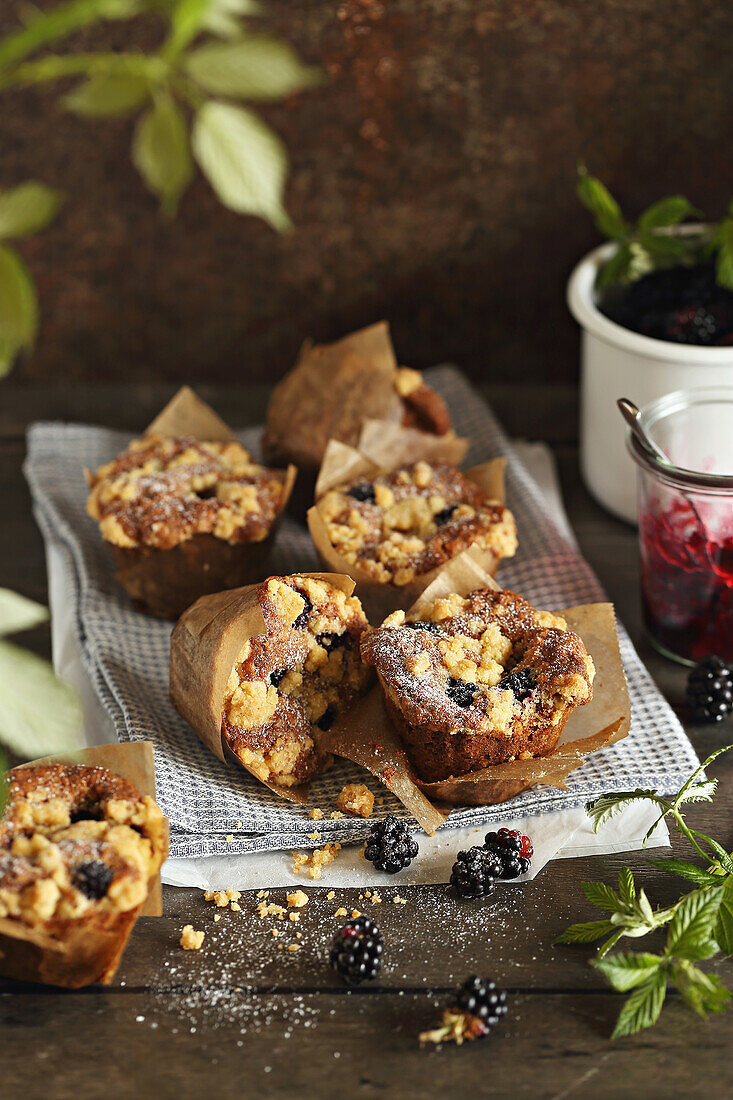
[1, 385, 732, 1100]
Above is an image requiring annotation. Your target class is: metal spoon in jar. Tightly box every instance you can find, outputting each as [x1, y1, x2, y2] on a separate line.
[617, 398, 672, 465]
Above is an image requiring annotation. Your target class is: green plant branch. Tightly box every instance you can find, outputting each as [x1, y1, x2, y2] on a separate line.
[0, 0, 144, 71]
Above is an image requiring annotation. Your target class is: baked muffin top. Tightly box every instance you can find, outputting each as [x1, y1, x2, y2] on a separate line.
[0, 764, 166, 929]
[222, 575, 372, 787]
[361, 588, 595, 738]
[86, 433, 287, 550]
[316, 460, 517, 585]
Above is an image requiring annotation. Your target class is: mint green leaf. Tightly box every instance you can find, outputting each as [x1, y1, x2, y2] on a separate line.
[185, 37, 324, 100]
[595, 242, 633, 289]
[638, 196, 700, 231]
[676, 779, 717, 807]
[636, 229, 694, 261]
[714, 876, 733, 957]
[716, 219, 733, 291]
[0, 1, 143, 72]
[582, 880, 621, 912]
[665, 888, 722, 961]
[201, 0, 261, 38]
[64, 71, 149, 117]
[163, 0, 212, 59]
[672, 961, 731, 1018]
[618, 867, 636, 905]
[611, 970, 667, 1038]
[594, 951, 662, 992]
[192, 101, 291, 231]
[0, 589, 49, 637]
[0, 640, 82, 758]
[700, 836, 733, 875]
[597, 929, 626, 958]
[554, 919, 617, 945]
[577, 169, 629, 241]
[0, 183, 62, 241]
[0, 244, 38, 349]
[586, 789, 659, 833]
[132, 93, 193, 215]
[652, 857, 722, 888]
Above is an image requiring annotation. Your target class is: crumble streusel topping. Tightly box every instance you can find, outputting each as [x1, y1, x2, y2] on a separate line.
[86, 432, 288, 550]
[336, 783, 375, 817]
[222, 576, 372, 788]
[316, 461, 517, 585]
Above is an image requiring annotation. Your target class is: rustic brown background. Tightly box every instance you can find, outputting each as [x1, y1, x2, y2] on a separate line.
[2, 0, 733, 388]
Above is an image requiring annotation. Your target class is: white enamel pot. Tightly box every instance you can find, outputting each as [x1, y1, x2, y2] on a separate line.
[567, 240, 733, 524]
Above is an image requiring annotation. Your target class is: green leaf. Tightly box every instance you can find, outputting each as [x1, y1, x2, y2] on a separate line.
[700, 836, 733, 875]
[636, 229, 694, 261]
[192, 100, 291, 231]
[0, 589, 49, 637]
[586, 789, 659, 833]
[672, 961, 731, 1018]
[163, 0, 212, 59]
[0, 640, 83, 758]
[0, 183, 62, 241]
[132, 93, 193, 214]
[200, 0, 261, 38]
[0, 244, 38, 349]
[676, 779, 717, 807]
[714, 876, 733, 957]
[0, 0, 143, 72]
[185, 37, 324, 100]
[611, 970, 667, 1038]
[665, 888, 722, 961]
[618, 867, 636, 905]
[637, 196, 700, 231]
[651, 857, 722, 889]
[595, 242, 633, 289]
[594, 951, 662, 993]
[577, 168, 629, 241]
[582, 880, 620, 912]
[554, 919, 617, 945]
[64, 71, 150, 117]
[715, 218, 733, 291]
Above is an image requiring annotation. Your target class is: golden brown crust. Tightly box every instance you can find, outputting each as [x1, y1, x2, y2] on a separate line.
[361, 588, 595, 781]
[317, 461, 517, 586]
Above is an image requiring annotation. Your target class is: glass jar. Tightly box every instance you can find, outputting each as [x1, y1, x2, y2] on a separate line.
[627, 387, 733, 665]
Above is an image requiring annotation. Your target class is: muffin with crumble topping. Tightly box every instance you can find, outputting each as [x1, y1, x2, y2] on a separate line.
[361, 588, 595, 782]
[86, 432, 295, 618]
[311, 459, 517, 590]
[0, 764, 167, 987]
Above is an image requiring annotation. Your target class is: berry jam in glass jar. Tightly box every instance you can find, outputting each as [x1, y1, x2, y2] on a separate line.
[627, 388, 733, 665]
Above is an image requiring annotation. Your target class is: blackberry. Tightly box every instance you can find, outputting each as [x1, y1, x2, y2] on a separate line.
[330, 916, 383, 984]
[433, 504, 457, 525]
[317, 631, 346, 653]
[419, 976, 507, 1045]
[72, 860, 113, 900]
[450, 847, 497, 898]
[666, 305, 719, 345]
[404, 619, 441, 634]
[498, 666, 536, 702]
[317, 705, 337, 731]
[686, 656, 733, 723]
[292, 591, 313, 630]
[364, 814, 418, 874]
[445, 676, 478, 708]
[348, 482, 376, 503]
[270, 668, 287, 687]
[484, 827, 533, 878]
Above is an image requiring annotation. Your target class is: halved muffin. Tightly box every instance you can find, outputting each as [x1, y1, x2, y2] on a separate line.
[221, 575, 372, 788]
[0, 764, 167, 987]
[361, 588, 595, 782]
[316, 460, 517, 587]
[86, 433, 293, 618]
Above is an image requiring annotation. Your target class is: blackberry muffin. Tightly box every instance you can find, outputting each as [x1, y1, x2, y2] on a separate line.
[0, 764, 167, 987]
[220, 575, 372, 788]
[361, 588, 595, 782]
[86, 433, 294, 618]
[315, 460, 517, 587]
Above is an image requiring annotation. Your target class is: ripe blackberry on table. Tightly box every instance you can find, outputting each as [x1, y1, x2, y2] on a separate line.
[484, 827, 533, 879]
[329, 915, 384, 985]
[419, 975, 508, 1046]
[364, 814, 418, 874]
[450, 846, 497, 899]
[686, 656, 733, 724]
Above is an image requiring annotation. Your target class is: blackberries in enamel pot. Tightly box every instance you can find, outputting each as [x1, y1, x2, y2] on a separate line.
[450, 847, 497, 898]
[364, 815, 418, 873]
[686, 656, 733, 723]
[330, 916, 384, 984]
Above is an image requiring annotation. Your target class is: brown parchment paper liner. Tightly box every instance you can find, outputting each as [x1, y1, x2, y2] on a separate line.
[169, 572, 361, 806]
[320, 558, 630, 833]
[103, 386, 297, 619]
[0, 742, 169, 988]
[307, 436, 509, 623]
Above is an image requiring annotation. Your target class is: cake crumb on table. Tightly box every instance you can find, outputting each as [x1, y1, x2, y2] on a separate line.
[337, 783, 375, 817]
[329, 811, 344, 819]
[257, 901, 286, 919]
[230, 902, 241, 912]
[180, 926, 205, 951]
[287, 889, 309, 908]
[351, 909, 362, 919]
[292, 842, 341, 879]
[309, 808, 324, 820]
[334, 907, 348, 917]
[289, 912, 300, 922]
[392, 895, 407, 905]
[327, 890, 335, 900]
[287, 943, 301, 953]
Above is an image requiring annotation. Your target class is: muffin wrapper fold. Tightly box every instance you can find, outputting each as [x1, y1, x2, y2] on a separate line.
[169, 572, 360, 804]
[320, 558, 630, 832]
[307, 437, 508, 623]
[99, 386, 297, 619]
[0, 741, 169, 988]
